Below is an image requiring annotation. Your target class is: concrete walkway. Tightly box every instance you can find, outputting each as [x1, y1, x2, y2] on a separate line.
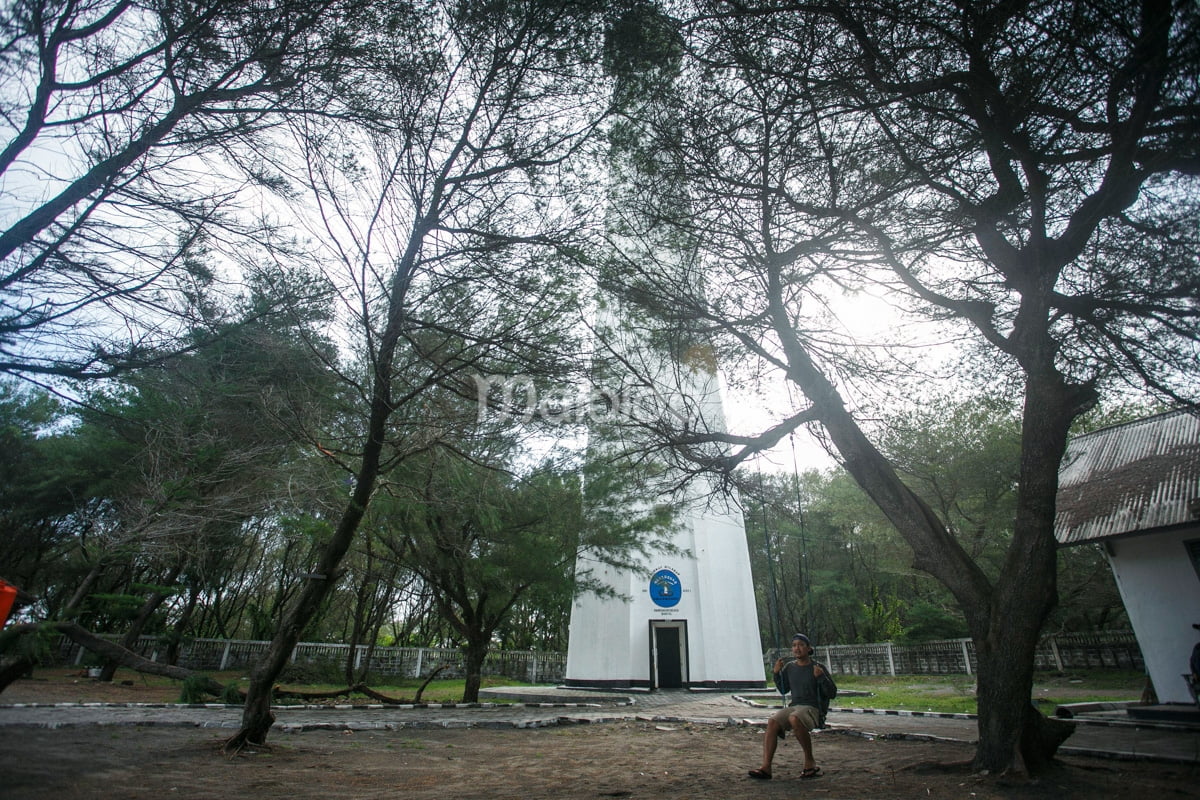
[1, 687, 1197, 765]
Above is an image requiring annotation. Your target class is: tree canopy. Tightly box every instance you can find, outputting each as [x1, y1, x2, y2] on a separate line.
[590, 0, 1199, 773]
[1, 0, 1195, 776]
[0, 0, 366, 377]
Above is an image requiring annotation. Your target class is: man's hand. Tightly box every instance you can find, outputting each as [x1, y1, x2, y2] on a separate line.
[773, 658, 785, 673]
[813, 665, 824, 678]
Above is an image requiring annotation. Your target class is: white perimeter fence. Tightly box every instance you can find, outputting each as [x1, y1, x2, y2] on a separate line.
[47, 630, 1142, 683]
[809, 630, 1143, 676]
[54, 637, 567, 684]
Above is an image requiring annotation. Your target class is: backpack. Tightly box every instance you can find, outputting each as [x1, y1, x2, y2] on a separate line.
[814, 662, 837, 728]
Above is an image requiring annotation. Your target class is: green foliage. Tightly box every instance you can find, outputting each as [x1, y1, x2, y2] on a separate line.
[746, 394, 1125, 649]
[220, 683, 245, 705]
[84, 593, 145, 623]
[4, 293, 346, 632]
[878, 395, 1022, 579]
[0, 381, 89, 596]
[128, 583, 181, 598]
[860, 588, 904, 643]
[0, 624, 54, 663]
[245, 603, 280, 642]
[279, 515, 335, 549]
[898, 601, 969, 643]
[178, 674, 214, 704]
[0, 380, 59, 435]
[1071, 400, 1171, 436]
[603, 2, 684, 82]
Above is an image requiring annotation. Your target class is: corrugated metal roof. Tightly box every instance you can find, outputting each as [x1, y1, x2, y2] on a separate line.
[1055, 407, 1200, 546]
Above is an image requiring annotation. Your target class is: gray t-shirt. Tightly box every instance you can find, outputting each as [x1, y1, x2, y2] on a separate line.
[774, 660, 836, 709]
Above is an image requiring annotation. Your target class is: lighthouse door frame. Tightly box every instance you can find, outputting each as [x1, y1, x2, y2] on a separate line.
[649, 620, 688, 689]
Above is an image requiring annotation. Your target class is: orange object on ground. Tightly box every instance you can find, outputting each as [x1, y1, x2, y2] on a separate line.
[0, 579, 18, 627]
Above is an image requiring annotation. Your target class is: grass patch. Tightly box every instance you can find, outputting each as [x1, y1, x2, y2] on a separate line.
[830, 669, 1145, 716]
[268, 674, 534, 704]
[32, 666, 534, 705]
[834, 674, 979, 714]
[38, 663, 1147, 714]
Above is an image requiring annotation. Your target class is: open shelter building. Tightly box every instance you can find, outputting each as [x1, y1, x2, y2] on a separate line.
[1055, 408, 1200, 707]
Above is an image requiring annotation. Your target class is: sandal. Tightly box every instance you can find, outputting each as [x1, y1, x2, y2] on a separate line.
[800, 766, 822, 779]
[747, 768, 772, 780]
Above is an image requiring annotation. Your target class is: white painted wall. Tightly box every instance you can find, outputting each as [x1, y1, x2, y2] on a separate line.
[565, 484, 765, 688]
[566, 10, 765, 688]
[565, 560, 636, 683]
[1105, 525, 1200, 704]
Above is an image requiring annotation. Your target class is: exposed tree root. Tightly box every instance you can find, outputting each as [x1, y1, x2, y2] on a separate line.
[221, 732, 275, 757]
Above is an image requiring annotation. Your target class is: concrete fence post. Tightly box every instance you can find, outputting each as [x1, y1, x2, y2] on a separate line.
[1050, 636, 1064, 672]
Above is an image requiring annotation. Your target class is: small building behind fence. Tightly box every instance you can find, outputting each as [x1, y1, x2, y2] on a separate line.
[1054, 408, 1200, 705]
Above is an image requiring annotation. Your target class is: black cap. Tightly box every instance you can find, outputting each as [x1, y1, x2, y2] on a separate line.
[792, 633, 811, 645]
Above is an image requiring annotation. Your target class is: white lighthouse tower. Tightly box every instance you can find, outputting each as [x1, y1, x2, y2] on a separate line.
[563, 3, 764, 691]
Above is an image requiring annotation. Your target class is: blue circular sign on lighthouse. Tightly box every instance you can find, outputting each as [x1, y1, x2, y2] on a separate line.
[649, 568, 682, 608]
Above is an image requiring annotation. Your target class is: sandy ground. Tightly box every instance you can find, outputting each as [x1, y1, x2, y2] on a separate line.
[1, 673, 1197, 799]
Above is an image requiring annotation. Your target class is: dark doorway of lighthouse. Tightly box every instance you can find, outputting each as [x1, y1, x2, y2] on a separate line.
[649, 620, 688, 689]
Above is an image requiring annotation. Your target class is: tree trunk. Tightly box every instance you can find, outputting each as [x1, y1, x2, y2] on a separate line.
[166, 585, 201, 666]
[0, 621, 225, 696]
[776, 311, 1090, 773]
[968, 371, 1093, 772]
[462, 638, 489, 703]
[973, 627, 1045, 772]
[226, 317, 413, 748]
[0, 656, 35, 691]
[223, 187, 437, 750]
[344, 611, 365, 687]
[99, 566, 181, 682]
[61, 561, 104, 617]
[229, 504, 370, 750]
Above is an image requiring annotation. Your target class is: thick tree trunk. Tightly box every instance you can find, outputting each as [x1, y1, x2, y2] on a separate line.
[775, 308, 1090, 773]
[0, 656, 35, 690]
[973, 624, 1067, 772]
[968, 371, 1093, 772]
[462, 639, 488, 703]
[228, 508, 369, 750]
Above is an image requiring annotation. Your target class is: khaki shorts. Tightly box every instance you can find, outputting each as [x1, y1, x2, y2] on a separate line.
[771, 703, 820, 732]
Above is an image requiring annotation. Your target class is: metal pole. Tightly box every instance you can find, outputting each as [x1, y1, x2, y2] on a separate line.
[758, 471, 782, 648]
[788, 432, 814, 639]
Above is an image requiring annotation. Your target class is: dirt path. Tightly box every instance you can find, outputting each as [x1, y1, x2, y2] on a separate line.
[2, 671, 1196, 799]
[4, 721, 1198, 800]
